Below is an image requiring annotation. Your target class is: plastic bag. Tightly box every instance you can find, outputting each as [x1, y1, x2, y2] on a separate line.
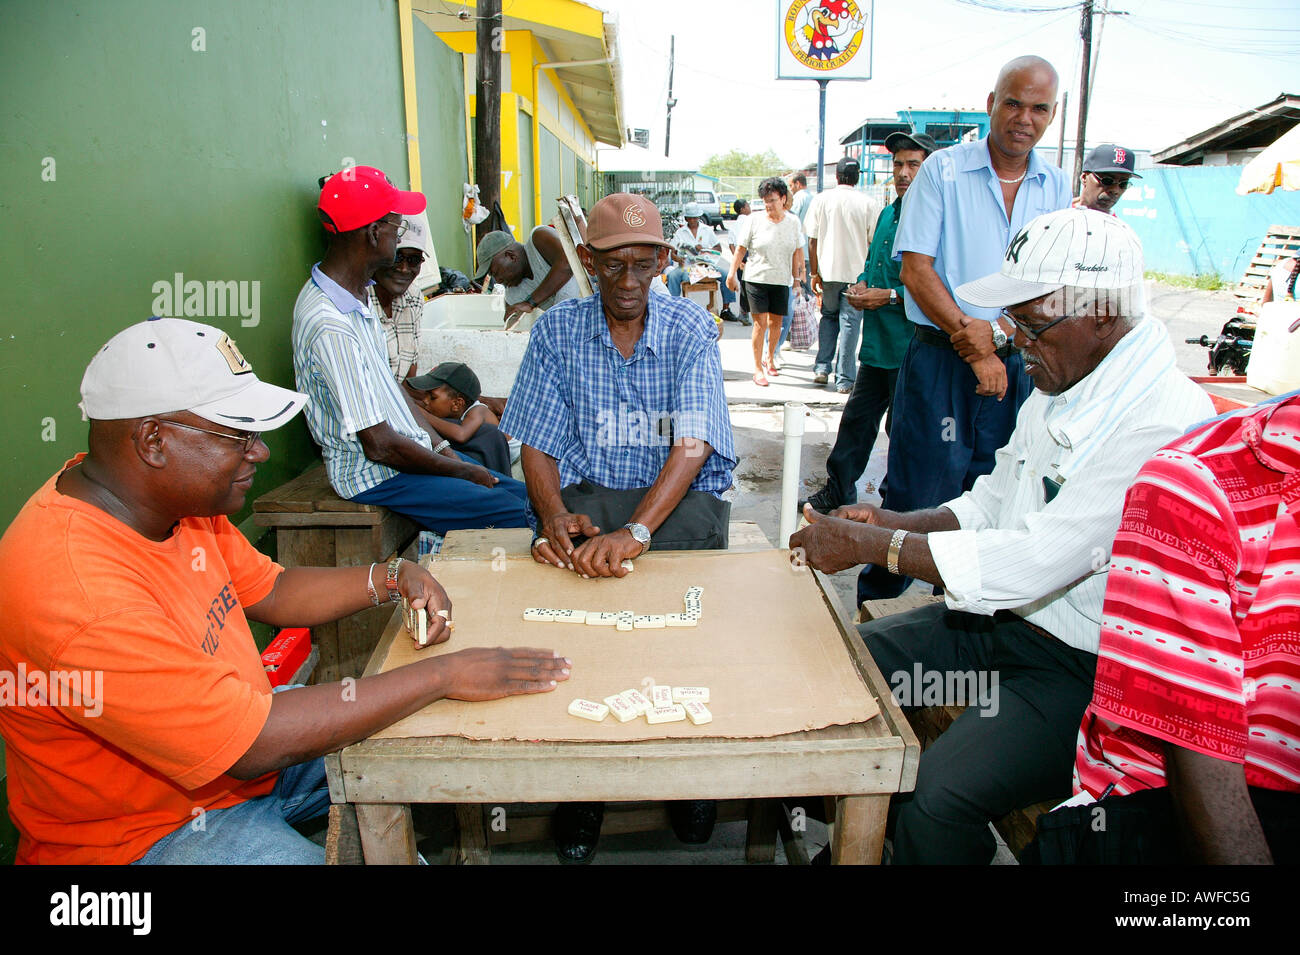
[790, 289, 819, 350]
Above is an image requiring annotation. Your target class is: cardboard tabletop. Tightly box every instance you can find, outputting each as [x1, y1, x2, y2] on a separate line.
[371, 549, 879, 742]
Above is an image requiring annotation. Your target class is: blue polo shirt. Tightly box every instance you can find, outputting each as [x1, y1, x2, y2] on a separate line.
[894, 137, 1071, 328]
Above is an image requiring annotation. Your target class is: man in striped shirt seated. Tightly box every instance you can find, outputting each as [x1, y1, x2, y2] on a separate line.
[790, 209, 1214, 863]
[1071, 391, 1300, 864]
[292, 166, 528, 532]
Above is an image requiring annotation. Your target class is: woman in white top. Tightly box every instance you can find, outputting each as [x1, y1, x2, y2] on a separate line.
[727, 177, 806, 386]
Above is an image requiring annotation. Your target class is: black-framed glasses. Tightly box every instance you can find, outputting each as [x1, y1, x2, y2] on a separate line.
[1000, 306, 1088, 342]
[158, 419, 262, 454]
[1087, 172, 1129, 190]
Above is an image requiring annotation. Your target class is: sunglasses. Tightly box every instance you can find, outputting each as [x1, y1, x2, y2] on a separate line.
[394, 251, 425, 269]
[1088, 173, 1129, 189]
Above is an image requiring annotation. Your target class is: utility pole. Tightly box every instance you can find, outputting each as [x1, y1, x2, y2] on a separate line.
[474, 0, 502, 242]
[1056, 90, 1068, 168]
[1071, 0, 1094, 195]
[664, 35, 677, 158]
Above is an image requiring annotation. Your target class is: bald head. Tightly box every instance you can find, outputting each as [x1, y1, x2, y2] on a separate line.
[987, 55, 1059, 160]
[994, 56, 1058, 99]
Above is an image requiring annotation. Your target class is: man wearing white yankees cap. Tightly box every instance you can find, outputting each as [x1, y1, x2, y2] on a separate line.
[792, 209, 1212, 863]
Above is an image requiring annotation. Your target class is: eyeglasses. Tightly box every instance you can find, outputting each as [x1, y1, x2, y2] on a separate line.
[158, 419, 262, 454]
[1000, 306, 1089, 342]
[379, 216, 409, 238]
[394, 251, 425, 269]
[1087, 173, 1129, 190]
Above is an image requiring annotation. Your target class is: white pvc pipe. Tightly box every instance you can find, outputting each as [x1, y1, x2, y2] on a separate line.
[778, 402, 808, 549]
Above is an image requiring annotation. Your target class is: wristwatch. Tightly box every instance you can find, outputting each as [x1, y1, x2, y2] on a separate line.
[889, 289, 898, 306]
[991, 322, 1009, 350]
[623, 522, 652, 554]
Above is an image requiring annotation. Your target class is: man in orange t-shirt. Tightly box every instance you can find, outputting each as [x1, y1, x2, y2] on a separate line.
[0, 317, 571, 864]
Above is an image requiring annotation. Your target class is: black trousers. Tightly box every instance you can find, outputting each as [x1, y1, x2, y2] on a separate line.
[822, 363, 899, 507]
[558, 481, 730, 550]
[860, 603, 1097, 864]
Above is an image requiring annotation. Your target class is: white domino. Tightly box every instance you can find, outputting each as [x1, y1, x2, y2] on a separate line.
[616, 611, 635, 632]
[682, 701, 712, 725]
[523, 608, 560, 622]
[672, 686, 710, 704]
[645, 704, 687, 724]
[633, 614, 666, 629]
[554, 609, 588, 624]
[619, 689, 652, 714]
[620, 560, 635, 572]
[603, 693, 639, 723]
[568, 699, 609, 722]
[405, 603, 428, 647]
[585, 612, 619, 627]
[665, 613, 697, 628]
[650, 685, 673, 709]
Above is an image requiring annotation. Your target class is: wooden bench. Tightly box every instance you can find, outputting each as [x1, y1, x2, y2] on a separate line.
[253, 463, 417, 682]
[861, 593, 1060, 860]
[682, 278, 720, 312]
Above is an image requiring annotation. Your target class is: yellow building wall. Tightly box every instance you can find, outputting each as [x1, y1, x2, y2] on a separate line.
[438, 26, 600, 237]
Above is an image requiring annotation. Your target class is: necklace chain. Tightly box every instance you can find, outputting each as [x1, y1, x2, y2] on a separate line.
[996, 170, 1026, 185]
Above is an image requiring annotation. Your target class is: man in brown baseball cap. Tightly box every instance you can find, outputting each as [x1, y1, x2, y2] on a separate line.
[500, 193, 737, 861]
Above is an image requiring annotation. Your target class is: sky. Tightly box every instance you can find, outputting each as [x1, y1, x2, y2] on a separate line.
[590, 0, 1300, 171]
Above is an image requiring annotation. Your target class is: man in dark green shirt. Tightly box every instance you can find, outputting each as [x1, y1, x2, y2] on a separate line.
[802, 132, 936, 513]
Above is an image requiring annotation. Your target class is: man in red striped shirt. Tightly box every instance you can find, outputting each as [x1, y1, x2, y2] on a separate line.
[1074, 394, 1300, 863]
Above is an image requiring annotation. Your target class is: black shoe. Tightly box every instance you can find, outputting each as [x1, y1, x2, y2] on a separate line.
[554, 801, 604, 864]
[799, 485, 841, 515]
[737, 311, 753, 326]
[667, 799, 717, 844]
[720, 307, 739, 322]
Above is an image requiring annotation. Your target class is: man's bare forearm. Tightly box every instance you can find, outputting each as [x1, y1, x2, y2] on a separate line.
[900, 253, 969, 337]
[358, 423, 463, 476]
[1166, 743, 1274, 864]
[521, 445, 567, 522]
[626, 440, 712, 534]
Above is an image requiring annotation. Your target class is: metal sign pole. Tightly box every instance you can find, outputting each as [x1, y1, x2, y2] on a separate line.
[816, 79, 828, 193]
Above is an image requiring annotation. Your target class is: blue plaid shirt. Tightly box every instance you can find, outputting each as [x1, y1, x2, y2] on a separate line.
[500, 292, 735, 497]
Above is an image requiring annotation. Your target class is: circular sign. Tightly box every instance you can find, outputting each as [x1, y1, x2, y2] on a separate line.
[783, 0, 866, 73]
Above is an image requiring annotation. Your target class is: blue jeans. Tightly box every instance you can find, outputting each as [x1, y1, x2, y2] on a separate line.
[857, 335, 1032, 604]
[135, 756, 331, 865]
[353, 452, 528, 532]
[813, 282, 863, 387]
[667, 264, 736, 308]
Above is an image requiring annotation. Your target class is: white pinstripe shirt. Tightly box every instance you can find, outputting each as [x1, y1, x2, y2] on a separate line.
[929, 319, 1215, 654]
[291, 265, 431, 498]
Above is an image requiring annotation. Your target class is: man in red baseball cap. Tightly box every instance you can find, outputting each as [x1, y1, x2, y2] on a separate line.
[292, 166, 530, 531]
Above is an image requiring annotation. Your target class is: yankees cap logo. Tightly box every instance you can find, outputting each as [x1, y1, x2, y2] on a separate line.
[623, 203, 645, 228]
[1006, 228, 1030, 264]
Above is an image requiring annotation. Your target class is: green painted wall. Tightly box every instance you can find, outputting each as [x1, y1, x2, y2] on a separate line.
[0, 0, 467, 853]
[518, 112, 536, 233]
[0, 0, 467, 533]
[539, 126, 563, 222]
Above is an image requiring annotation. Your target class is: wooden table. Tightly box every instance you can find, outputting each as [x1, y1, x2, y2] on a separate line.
[326, 529, 918, 864]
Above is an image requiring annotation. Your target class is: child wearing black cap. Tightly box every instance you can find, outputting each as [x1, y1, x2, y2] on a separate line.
[403, 362, 514, 475]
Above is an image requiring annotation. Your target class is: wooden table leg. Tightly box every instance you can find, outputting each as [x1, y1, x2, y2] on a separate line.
[451, 804, 491, 865]
[744, 798, 779, 864]
[355, 803, 419, 864]
[831, 794, 890, 865]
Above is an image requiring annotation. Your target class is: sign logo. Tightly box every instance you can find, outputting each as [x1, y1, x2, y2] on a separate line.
[622, 203, 645, 228]
[1113, 147, 1127, 166]
[783, 0, 866, 72]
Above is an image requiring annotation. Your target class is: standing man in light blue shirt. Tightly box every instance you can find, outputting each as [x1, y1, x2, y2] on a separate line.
[292, 166, 528, 532]
[854, 55, 1071, 604]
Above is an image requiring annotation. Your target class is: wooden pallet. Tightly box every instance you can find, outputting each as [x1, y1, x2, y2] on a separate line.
[1235, 223, 1300, 316]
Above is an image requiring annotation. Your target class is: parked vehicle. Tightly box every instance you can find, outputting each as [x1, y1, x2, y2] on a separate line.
[718, 192, 741, 219]
[653, 189, 723, 226]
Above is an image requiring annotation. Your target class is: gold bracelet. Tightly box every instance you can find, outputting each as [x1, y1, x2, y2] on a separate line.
[887, 529, 909, 576]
